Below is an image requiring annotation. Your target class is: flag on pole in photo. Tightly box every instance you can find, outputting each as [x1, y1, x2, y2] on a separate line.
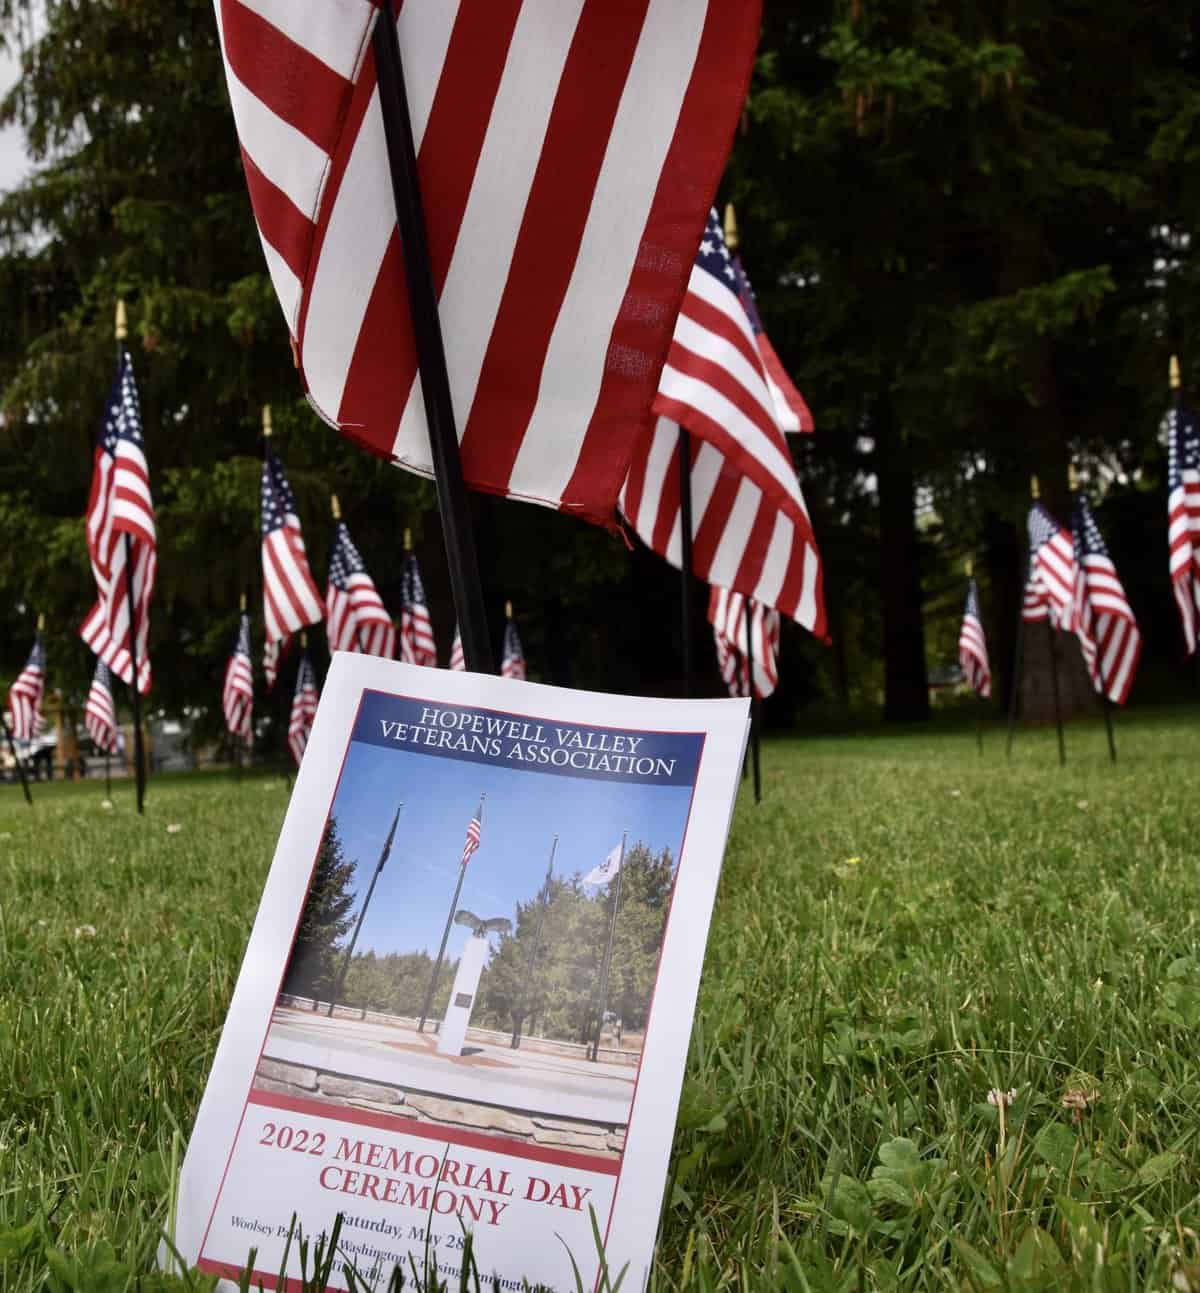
[501, 615, 526, 681]
[223, 613, 254, 743]
[325, 521, 396, 658]
[958, 579, 992, 698]
[79, 348, 156, 693]
[448, 626, 466, 672]
[213, 0, 763, 527]
[622, 209, 826, 639]
[1021, 570, 1051, 623]
[1070, 495, 1141, 705]
[262, 447, 323, 684]
[709, 586, 779, 699]
[85, 660, 118, 754]
[287, 653, 319, 766]
[459, 801, 483, 868]
[585, 842, 624, 888]
[7, 633, 45, 742]
[1167, 404, 1200, 654]
[733, 254, 814, 435]
[399, 554, 436, 667]
[1027, 502, 1076, 627]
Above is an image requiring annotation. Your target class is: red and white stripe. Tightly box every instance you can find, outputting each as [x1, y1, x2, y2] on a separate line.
[85, 662, 118, 754]
[448, 626, 466, 671]
[263, 541, 322, 648]
[708, 585, 779, 699]
[758, 333, 814, 435]
[325, 527, 397, 658]
[7, 642, 44, 742]
[460, 808, 482, 867]
[399, 606, 436, 667]
[223, 617, 254, 743]
[1021, 572, 1050, 623]
[1167, 410, 1200, 654]
[957, 583, 991, 699]
[1031, 532, 1076, 626]
[621, 418, 825, 637]
[288, 655, 320, 766]
[1071, 558, 1141, 705]
[214, 0, 762, 527]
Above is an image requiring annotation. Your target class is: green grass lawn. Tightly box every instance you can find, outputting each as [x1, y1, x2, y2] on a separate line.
[3, 711, 1200, 1290]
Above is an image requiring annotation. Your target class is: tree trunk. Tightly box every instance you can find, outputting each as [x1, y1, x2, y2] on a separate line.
[877, 393, 930, 721]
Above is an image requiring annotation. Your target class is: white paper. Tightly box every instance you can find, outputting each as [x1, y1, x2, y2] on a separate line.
[171, 653, 749, 1290]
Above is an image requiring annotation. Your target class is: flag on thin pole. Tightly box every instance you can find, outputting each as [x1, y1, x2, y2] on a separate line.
[708, 587, 779, 698]
[621, 209, 826, 639]
[958, 578, 992, 698]
[287, 650, 319, 766]
[7, 633, 45, 741]
[223, 612, 254, 744]
[1070, 494, 1141, 705]
[213, 0, 763, 527]
[85, 660, 118, 754]
[501, 604, 526, 681]
[79, 348, 156, 693]
[448, 626, 466, 672]
[1167, 388, 1200, 654]
[325, 507, 396, 658]
[399, 551, 437, 667]
[459, 799, 483, 867]
[1026, 501, 1076, 627]
[261, 446, 323, 686]
[584, 841, 624, 888]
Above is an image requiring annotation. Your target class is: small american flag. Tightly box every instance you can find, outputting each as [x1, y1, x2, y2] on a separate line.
[287, 653, 319, 767]
[85, 660, 118, 754]
[1070, 495, 1141, 705]
[501, 616, 526, 681]
[325, 522, 396, 658]
[1027, 503, 1076, 627]
[262, 448, 323, 682]
[79, 348, 156, 694]
[459, 801, 483, 868]
[1021, 570, 1051, 624]
[214, 0, 762, 527]
[1167, 405, 1200, 654]
[399, 554, 436, 667]
[958, 579, 991, 699]
[448, 626, 466, 672]
[623, 210, 826, 638]
[734, 255, 814, 435]
[709, 586, 779, 699]
[223, 612, 254, 743]
[7, 633, 45, 742]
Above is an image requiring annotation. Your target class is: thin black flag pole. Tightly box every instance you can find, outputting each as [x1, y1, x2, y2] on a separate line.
[372, 1, 493, 674]
[2, 711, 32, 806]
[678, 427, 695, 698]
[418, 794, 483, 1033]
[327, 802, 403, 1017]
[589, 832, 626, 1063]
[744, 596, 762, 804]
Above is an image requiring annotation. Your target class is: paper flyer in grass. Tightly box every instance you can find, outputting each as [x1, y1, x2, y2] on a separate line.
[171, 653, 749, 1290]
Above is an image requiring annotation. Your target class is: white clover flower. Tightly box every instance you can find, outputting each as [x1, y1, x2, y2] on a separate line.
[74, 924, 97, 939]
[100, 800, 113, 810]
[987, 1088, 1016, 1108]
[166, 823, 183, 835]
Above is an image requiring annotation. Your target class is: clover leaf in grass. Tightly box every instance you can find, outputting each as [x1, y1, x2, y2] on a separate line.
[868, 1137, 947, 1210]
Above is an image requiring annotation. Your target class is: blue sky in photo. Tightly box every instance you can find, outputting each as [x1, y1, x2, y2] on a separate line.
[324, 738, 695, 962]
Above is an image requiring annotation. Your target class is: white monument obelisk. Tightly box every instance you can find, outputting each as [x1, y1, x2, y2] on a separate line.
[437, 932, 490, 1057]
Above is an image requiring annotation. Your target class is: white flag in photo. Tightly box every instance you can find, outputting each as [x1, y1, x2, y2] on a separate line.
[585, 842, 624, 888]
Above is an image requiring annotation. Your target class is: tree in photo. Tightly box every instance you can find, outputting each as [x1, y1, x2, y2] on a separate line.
[281, 817, 357, 1003]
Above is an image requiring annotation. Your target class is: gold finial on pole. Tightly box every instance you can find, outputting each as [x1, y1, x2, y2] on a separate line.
[1171, 354, 1182, 391]
[505, 600, 513, 620]
[36, 612, 44, 632]
[403, 528, 412, 552]
[300, 630, 307, 649]
[261, 405, 273, 438]
[723, 202, 739, 252]
[965, 558, 974, 578]
[1030, 475, 1040, 500]
[115, 300, 128, 342]
[331, 493, 341, 521]
[1067, 463, 1079, 492]
[239, 591, 247, 613]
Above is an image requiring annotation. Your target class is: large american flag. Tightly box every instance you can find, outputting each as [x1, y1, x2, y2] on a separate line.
[288, 652, 319, 766]
[958, 579, 991, 699]
[1070, 495, 1141, 705]
[1026, 503, 1076, 627]
[622, 211, 826, 638]
[79, 349, 156, 694]
[399, 554, 436, 667]
[709, 586, 779, 699]
[448, 626, 466, 672]
[459, 800, 483, 868]
[1167, 405, 1200, 654]
[325, 522, 396, 658]
[213, 0, 761, 527]
[223, 612, 254, 743]
[501, 615, 526, 681]
[85, 660, 118, 754]
[7, 634, 45, 742]
[262, 447, 323, 682]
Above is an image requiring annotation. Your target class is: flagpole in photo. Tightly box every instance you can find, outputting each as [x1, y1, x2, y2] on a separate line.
[678, 428, 696, 697]
[744, 597, 762, 804]
[511, 833, 557, 1050]
[1, 712, 32, 806]
[589, 832, 627, 1063]
[1028, 475, 1067, 767]
[418, 793, 484, 1034]
[115, 302, 147, 814]
[372, 0, 493, 675]
[966, 560, 984, 755]
[1068, 464, 1117, 764]
[327, 802, 403, 1018]
[1170, 353, 1200, 690]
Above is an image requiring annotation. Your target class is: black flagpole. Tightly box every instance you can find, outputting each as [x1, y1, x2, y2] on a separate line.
[678, 428, 695, 697]
[589, 832, 626, 1063]
[2, 712, 32, 806]
[372, 1, 493, 674]
[512, 834, 556, 1050]
[418, 794, 483, 1033]
[744, 597, 762, 804]
[327, 802, 403, 1017]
